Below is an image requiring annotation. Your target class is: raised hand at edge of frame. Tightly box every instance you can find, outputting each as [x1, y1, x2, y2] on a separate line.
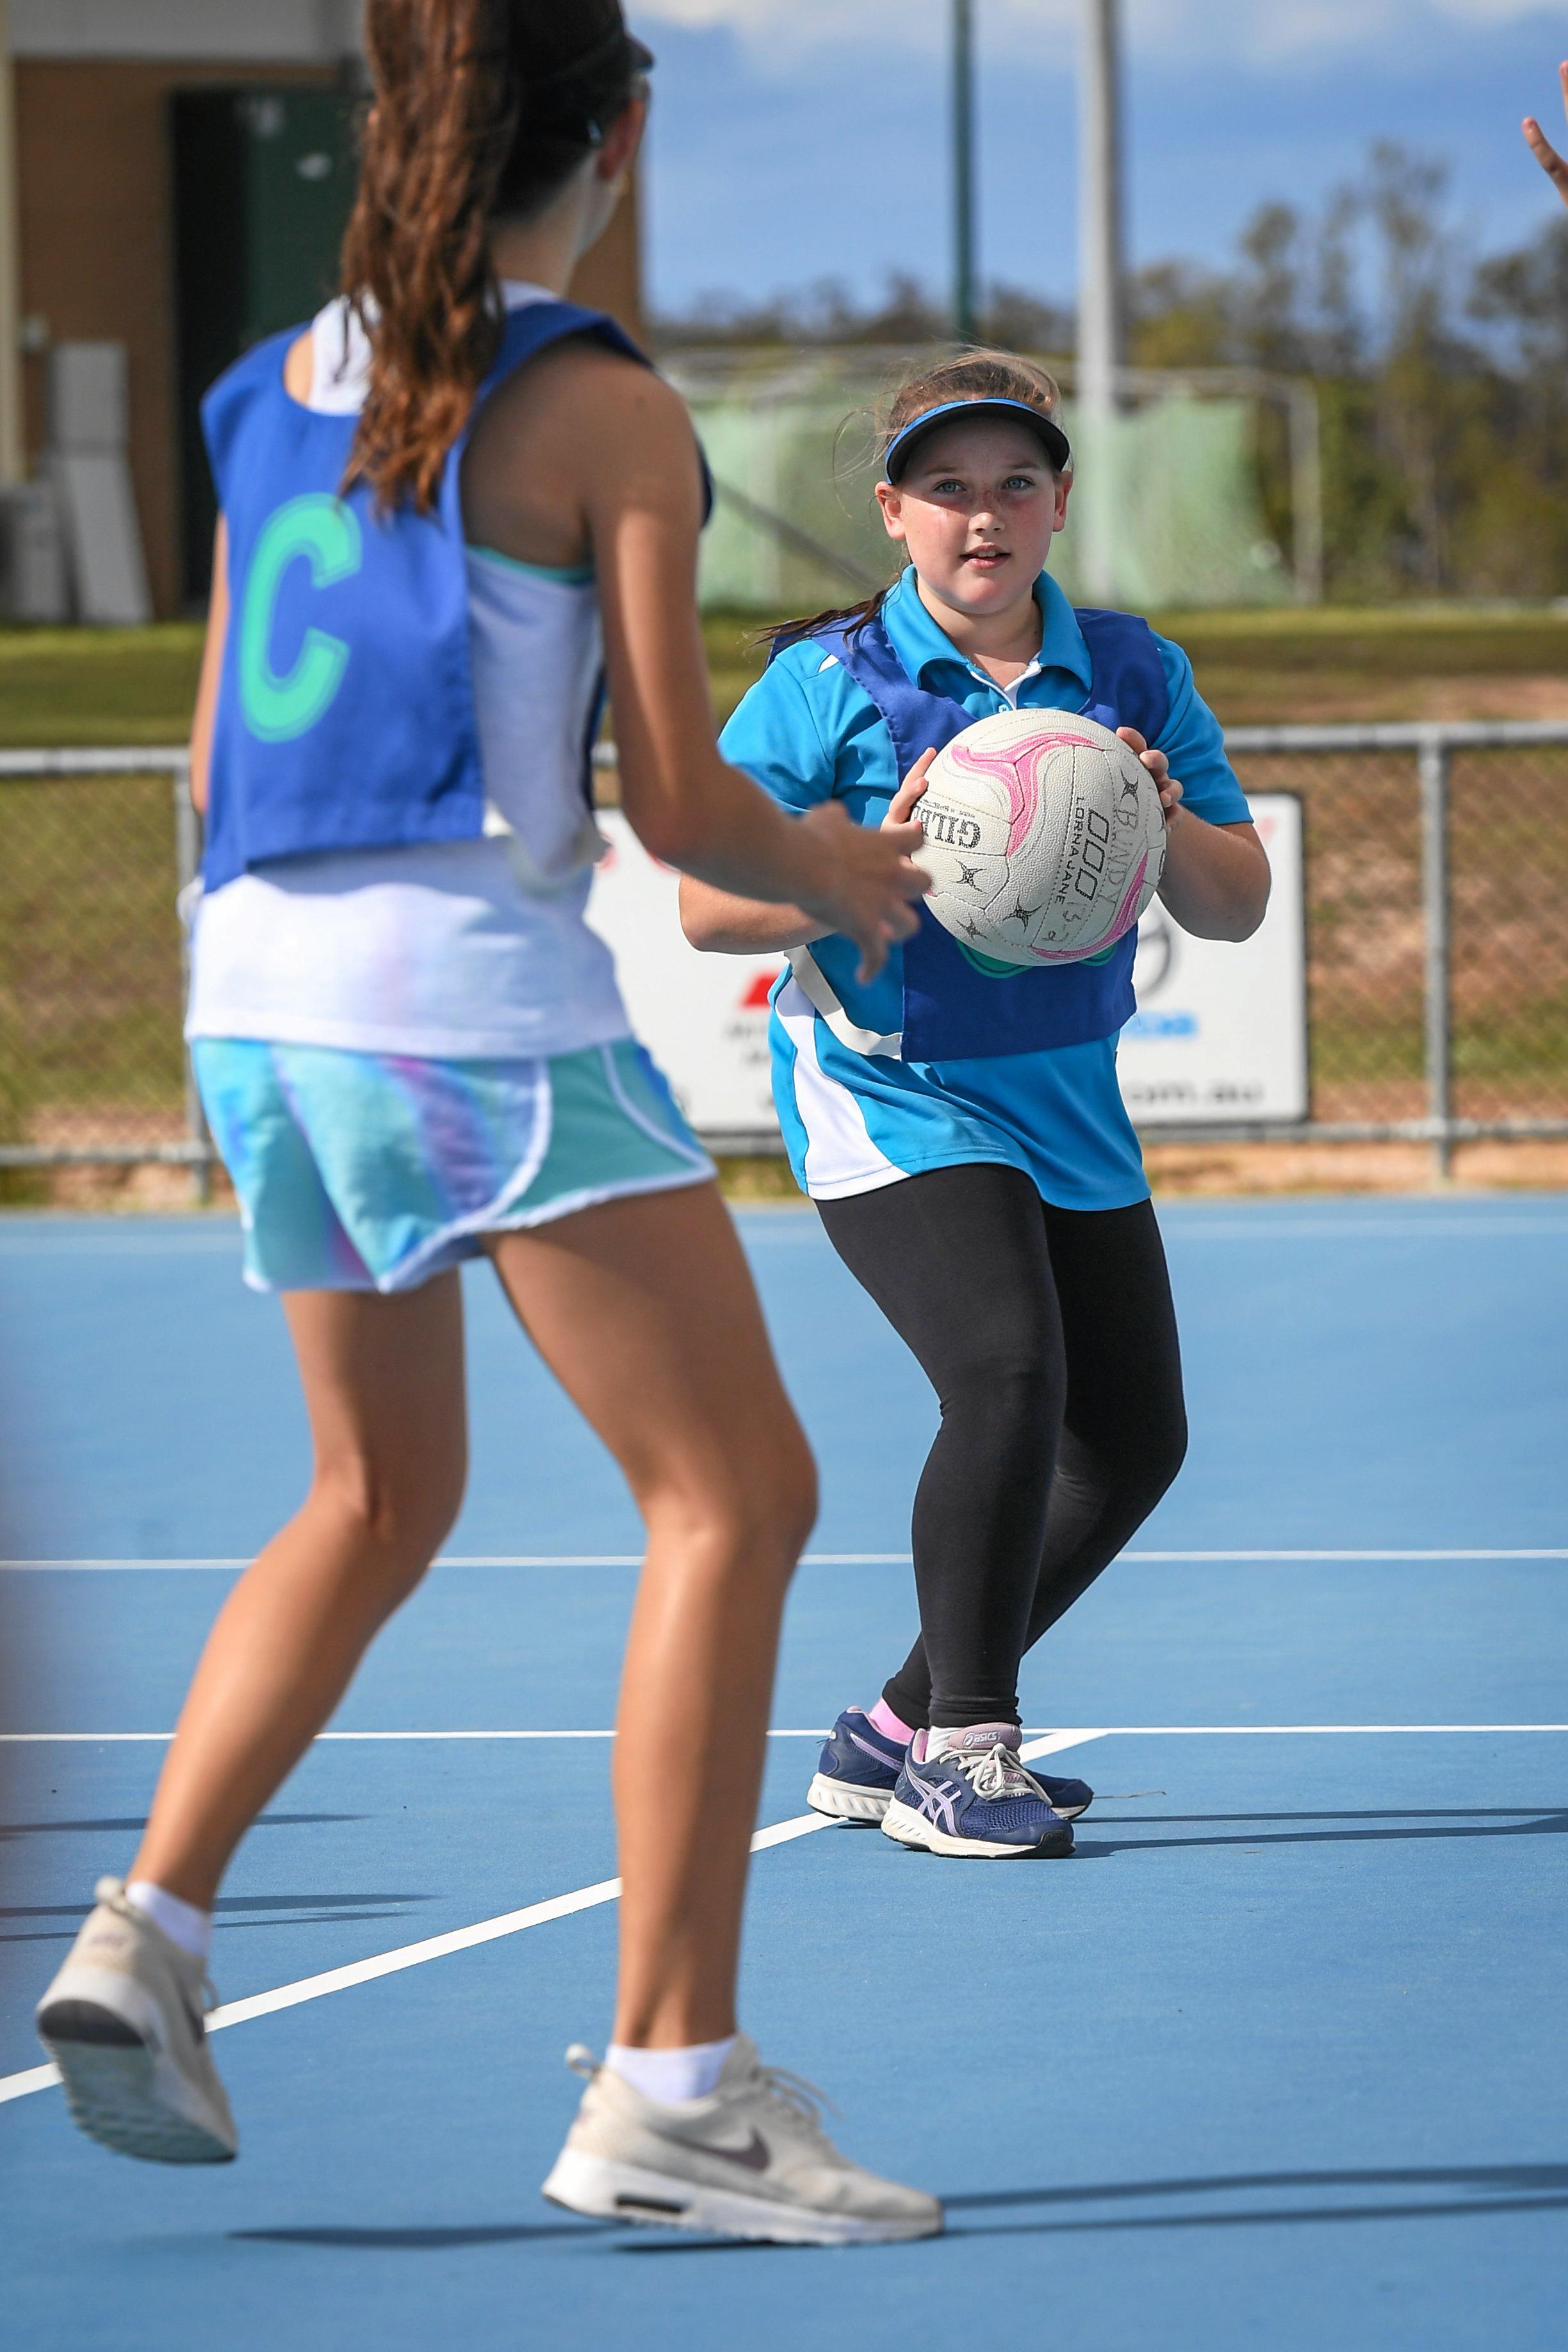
[1522, 62, 1568, 210]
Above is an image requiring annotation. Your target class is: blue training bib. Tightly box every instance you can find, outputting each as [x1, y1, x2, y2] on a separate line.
[806, 606, 1169, 1060]
[200, 302, 663, 891]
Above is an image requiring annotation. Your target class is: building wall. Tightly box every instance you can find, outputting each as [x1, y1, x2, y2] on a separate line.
[10, 2, 363, 65]
[14, 52, 645, 617]
[17, 60, 334, 616]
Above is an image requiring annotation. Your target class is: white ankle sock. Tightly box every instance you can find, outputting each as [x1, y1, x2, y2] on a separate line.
[604, 2036, 737, 2105]
[124, 1880, 212, 1963]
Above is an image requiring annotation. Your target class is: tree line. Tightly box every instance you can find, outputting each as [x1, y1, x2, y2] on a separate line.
[653, 143, 1568, 602]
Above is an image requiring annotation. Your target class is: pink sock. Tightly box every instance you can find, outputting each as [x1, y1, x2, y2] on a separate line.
[869, 1697, 917, 1744]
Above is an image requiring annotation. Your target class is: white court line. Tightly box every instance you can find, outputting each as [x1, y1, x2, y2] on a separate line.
[6, 1721, 1564, 2103]
[0, 1553, 917, 1571]
[0, 1731, 1099, 2111]
[0, 1729, 838, 1745]
[1113, 1549, 1568, 1563]
[6, 1723, 1568, 1745]
[1160, 1218, 1568, 1239]
[1065, 1723, 1568, 1735]
[3, 1548, 1565, 1570]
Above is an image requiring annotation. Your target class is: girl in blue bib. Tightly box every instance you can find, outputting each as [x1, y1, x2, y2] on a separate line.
[683, 351, 1271, 1859]
[38, 0, 939, 2244]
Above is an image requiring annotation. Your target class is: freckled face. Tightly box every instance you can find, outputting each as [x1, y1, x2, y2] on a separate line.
[876, 416, 1071, 621]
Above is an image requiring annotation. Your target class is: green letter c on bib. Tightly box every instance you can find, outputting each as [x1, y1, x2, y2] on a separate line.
[238, 494, 362, 743]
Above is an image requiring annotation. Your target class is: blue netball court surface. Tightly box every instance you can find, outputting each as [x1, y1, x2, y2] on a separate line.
[1, 1196, 1565, 2351]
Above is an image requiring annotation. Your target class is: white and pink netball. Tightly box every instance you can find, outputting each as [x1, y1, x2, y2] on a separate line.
[911, 707, 1166, 967]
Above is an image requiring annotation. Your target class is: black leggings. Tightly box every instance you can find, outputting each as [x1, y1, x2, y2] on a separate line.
[816, 1164, 1187, 1729]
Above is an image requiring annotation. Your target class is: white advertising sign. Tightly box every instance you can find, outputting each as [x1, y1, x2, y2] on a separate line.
[586, 814, 784, 1138]
[586, 794, 1309, 1143]
[1118, 793, 1308, 1125]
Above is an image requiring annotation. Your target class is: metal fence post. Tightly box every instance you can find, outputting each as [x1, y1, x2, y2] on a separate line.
[172, 759, 212, 1207]
[1286, 380, 1325, 605]
[1418, 733, 1453, 1183]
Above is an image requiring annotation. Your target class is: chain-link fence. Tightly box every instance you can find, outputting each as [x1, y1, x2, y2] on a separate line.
[1, 723, 1565, 1191]
[1218, 721, 1568, 1172]
[0, 749, 206, 1188]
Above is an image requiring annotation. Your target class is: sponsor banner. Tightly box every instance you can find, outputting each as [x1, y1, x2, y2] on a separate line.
[1118, 793, 1308, 1125]
[587, 794, 1309, 1141]
[585, 815, 782, 1136]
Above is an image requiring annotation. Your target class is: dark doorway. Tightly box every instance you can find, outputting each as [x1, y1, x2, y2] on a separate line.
[172, 86, 358, 606]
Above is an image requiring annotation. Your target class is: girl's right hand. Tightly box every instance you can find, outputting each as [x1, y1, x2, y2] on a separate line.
[796, 802, 930, 982]
[883, 746, 939, 829]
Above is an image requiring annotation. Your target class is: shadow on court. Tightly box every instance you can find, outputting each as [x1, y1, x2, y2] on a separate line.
[1, 1888, 429, 1943]
[609, 2166, 1568, 2253]
[937, 2164, 1568, 2239]
[233, 2221, 612, 2250]
[0, 1813, 362, 1842]
[1067, 1806, 1568, 1858]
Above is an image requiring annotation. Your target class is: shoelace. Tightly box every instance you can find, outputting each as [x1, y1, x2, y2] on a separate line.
[753, 2062, 841, 2134]
[960, 1744, 1047, 1802]
[564, 2045, 842, 2143]
[102, 1881, 220, 2021]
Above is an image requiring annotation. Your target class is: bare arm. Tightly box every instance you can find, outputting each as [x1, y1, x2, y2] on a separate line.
[476, 347, 926, 977]
[678, 881, 822, 956]
[187, 516, 229, 819]
[1156, 809, 1271, 940]
[681, 751, 940, 955]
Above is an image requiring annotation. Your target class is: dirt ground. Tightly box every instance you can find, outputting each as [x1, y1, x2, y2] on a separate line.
[711, 1141, 1568, 1203]
[8, 1132, 1565, 1219]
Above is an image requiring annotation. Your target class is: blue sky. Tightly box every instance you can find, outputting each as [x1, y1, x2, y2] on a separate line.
[629, 0, 1568, 314]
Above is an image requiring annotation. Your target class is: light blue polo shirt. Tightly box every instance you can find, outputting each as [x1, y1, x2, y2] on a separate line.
[719, 566, 1250, 1211]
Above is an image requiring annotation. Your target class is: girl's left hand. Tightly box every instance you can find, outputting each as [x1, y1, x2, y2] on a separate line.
[1117, 724, 1184, 831]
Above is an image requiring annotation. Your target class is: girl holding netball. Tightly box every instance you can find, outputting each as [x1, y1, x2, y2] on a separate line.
[682, 353, 1270, 1859]
[37, 0, 938, 2246]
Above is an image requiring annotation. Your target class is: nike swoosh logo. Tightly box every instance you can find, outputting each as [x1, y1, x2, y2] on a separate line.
[691, 2130, 770, 2173]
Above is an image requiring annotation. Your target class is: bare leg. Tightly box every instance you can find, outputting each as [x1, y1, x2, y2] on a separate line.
[129, 1275, 468, 1909]
[488, 1182, 815, 2052]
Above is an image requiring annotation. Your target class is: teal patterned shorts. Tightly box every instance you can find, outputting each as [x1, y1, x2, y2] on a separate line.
[192, 1036, 714, 1294]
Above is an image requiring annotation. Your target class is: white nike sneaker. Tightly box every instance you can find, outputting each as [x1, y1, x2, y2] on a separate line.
[542, 2035, 942, 2244]
[35, 1877, 237, 2164]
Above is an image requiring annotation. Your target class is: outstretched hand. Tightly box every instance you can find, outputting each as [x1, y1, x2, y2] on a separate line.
[1523, 63, 1568, 208]
[796, 801, 929, 983]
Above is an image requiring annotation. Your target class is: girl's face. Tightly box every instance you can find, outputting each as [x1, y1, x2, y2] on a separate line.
[875, 416, 1070, 623]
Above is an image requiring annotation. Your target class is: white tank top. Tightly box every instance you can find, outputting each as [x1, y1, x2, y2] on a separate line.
[185, 284, 630, 1061]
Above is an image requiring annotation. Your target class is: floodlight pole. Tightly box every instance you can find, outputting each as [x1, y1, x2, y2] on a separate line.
[1078, 0, 1125, 600]
[0, 0, 22, 484]
[952, 0, 977, 344]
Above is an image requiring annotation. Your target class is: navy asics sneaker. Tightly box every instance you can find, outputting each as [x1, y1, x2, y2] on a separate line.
[806, 1708, 907, 1824]
[881, 1726, 1075, 1858]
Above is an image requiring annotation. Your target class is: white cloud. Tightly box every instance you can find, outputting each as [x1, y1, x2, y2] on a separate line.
[636, 0, 1565, 68]
[635, 0, 1072, 59]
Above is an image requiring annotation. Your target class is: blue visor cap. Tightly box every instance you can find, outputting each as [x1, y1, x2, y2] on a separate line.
[883, 397, 1072, 484]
